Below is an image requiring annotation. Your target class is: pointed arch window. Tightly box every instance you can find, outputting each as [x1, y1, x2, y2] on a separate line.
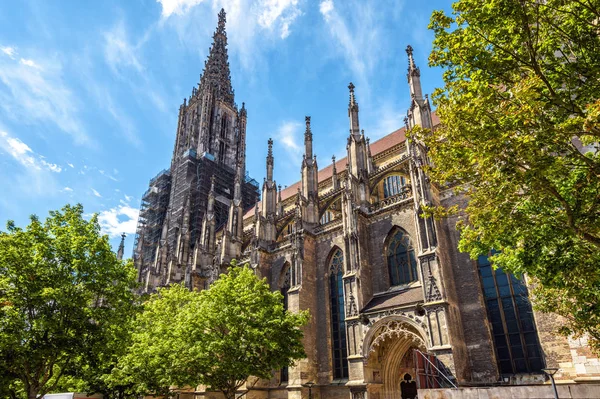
[329, 249, 348, 379]
[383, 175, 407, 198]
[387, 229, 418, 286]
[280, 264, 291, 383]
[477, 255, 544, 374]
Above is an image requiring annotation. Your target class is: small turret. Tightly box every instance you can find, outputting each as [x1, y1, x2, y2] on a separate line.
[348, 82, 360, 138]
[117, 233, 126, 260]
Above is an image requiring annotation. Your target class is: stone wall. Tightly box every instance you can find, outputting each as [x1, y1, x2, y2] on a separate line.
[418, 384, 600, 399]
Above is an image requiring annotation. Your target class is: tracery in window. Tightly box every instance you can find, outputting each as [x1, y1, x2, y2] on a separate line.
[280, 263, 290, 383]
[329, 249, 348, 379]
[386, 229, 418, 286]
[477, 255, 544, 374]
[321, 210, 334, 224]
[383, 175, 407, 198]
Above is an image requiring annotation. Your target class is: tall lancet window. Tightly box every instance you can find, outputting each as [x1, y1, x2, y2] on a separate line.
[329, 249, 348, 379]
[386, 229, 418, 286]
[280, 264, 291, 383]
[477, 255, 544, 374]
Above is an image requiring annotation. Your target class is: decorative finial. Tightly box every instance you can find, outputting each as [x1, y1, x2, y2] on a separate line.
[332, 155, 336, 163]
[403, 116, 410, 129]
[305, 116, 312, 139]
[348, 82, 357, 107]
[406, 44, 418, 74]
[268, 138, 273, 157]
[218, 8, 226, 31]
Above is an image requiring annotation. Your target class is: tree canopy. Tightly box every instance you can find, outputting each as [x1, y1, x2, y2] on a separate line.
[416, 0, 600, 351]
[0, 204, 138, 399]
[113, 265, 308, 399]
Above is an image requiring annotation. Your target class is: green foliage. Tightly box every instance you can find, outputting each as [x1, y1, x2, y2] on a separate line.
[0, 204, 138, 399]
[417, 0, 600, 352]
[114, 265, 308, 399]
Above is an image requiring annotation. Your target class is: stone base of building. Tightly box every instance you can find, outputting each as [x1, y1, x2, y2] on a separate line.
[418, 383, 600, 399]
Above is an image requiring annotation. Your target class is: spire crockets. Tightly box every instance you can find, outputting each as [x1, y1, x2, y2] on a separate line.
[117, 233, 126, 260]
[348, 82, 360, 138]
[266, 138, 274, 181]
[304, 116, 313, 159]
[201, 8, 234, 105]
[406, 45, 423, 102]
[406, 44, 432, 129]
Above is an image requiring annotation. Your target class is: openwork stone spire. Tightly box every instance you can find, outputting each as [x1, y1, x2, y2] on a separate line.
[201, 8, 234, 105]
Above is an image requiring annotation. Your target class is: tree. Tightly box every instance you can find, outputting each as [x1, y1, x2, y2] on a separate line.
[0, 204, 138, 399]
[416, 0, 600, 352]
[114, 265, 309, 399]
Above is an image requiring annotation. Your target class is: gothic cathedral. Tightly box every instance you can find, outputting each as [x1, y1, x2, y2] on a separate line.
[133, 9, 600, 399]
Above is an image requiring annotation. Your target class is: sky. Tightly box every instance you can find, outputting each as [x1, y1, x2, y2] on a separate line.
[0, 0, 452, 257]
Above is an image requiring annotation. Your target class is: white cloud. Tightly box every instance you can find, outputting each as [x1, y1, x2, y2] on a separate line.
[319, 0, 333, 15]
[62, 186, 73, 192]
[124, 194, 133, 202]
[67, 162, 74, 168]
[98, 204, 140, 238]
[257, 0, 301, 39]
[318, 0, 395, 99]
[274, 120, 303, 168]
[91, 188, 102, 198]
[20, 58, 41, 69]
[157, 0, 207, 18]
[103, 20, 144, 75]
[1, 46, 16, 59]
[0, 53, 90, 145]
[0, 131, 62, 172]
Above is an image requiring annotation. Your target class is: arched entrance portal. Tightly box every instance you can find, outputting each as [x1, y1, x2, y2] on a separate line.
[363, 317, 428, 399]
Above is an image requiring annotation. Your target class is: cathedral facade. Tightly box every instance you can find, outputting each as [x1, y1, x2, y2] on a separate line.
[133, 9, 600, 399]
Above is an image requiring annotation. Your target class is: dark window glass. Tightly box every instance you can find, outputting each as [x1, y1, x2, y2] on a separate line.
[329, 249, 348, 379]
[477, 256, 544, 374]
[383, 175, 406, 198]
[387, 230, 418, 286]
[280, 266, 290, 383]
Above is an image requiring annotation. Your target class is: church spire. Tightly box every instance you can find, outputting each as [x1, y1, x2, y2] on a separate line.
[266, 138, 274, 182]
[348, 82, 360, 138]
[406, 45, 423, 101]
[200, 8, 234, 105]
[117, 233, 126, 260]
[304, 116, 313, 159]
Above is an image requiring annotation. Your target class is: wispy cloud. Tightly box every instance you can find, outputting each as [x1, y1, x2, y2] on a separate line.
[91, 188, 102, 198]
[0, 49, 91, 145]
[98, 204, 140, 238]
[62, 186, 73, 192]
[0, 46, 16, 59]
[0, 129, 59, 197]
[0, 131, 62, 172]
[273, 120, 303, 168]
[157, 0, 208, 18]
[20, 58, 41, 69]
[257, 0, 302, 39]
[103, 20, 144, 75]
[318, 0, 396, 99]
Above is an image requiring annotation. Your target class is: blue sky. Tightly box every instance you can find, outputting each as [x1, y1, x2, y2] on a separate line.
[0, 0, 451, 256]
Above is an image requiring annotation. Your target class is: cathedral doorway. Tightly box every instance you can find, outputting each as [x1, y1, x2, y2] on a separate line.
[363, 317, 427, 399]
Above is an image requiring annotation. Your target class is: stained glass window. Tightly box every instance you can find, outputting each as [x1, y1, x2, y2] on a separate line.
[387, 229, 418, 286]
[280, 264, 290, 383]
[329, 249, 348, 379]
[477, 255, 544, 374]
[383, 175, 406, 198]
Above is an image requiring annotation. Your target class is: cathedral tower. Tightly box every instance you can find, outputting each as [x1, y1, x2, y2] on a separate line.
[134, 9, 260, 292]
